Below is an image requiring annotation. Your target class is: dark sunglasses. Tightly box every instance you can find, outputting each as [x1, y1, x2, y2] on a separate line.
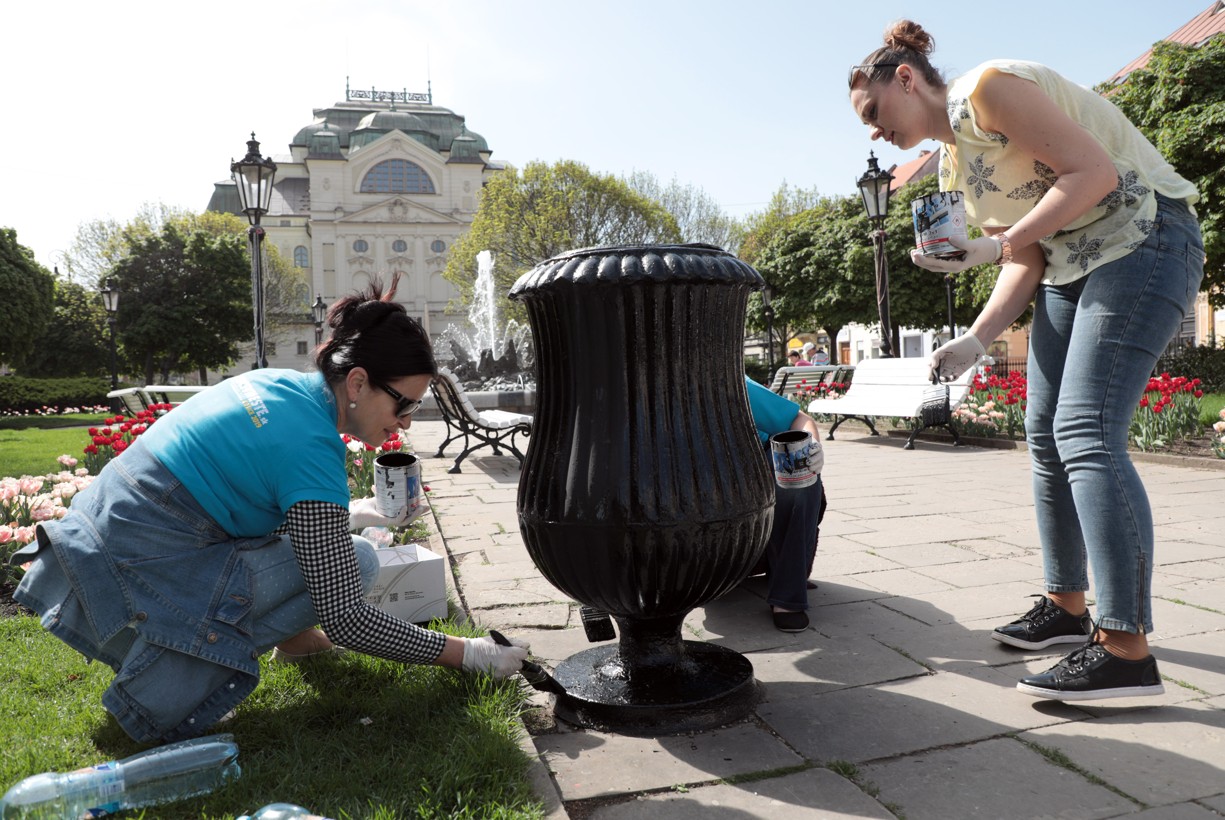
[848, 62, 900, 87]
[376, 382, 423, 419]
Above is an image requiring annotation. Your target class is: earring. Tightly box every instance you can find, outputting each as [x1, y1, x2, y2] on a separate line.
[348, 401, 357, 409]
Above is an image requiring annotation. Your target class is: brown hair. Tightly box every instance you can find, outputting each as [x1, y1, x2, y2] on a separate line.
[849, 20, 944, 91]
[315, 274, 437, 385]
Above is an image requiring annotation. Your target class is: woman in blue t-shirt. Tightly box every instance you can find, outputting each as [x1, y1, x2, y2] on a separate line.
[13, 279, 528, 744]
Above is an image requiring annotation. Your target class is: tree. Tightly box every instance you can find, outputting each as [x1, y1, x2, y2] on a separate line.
[112, 223, 252, 383]
[624, 171, 740, 251]
[12, 278, 109, 377]
[1098, 34, 1225, 307]
[0, 228, 55, 366]
[443, 160, 681, 322]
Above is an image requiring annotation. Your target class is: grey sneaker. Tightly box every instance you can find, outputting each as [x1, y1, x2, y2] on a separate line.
[1017, 640, 1164, 701]
[992, 595, 1092, 650]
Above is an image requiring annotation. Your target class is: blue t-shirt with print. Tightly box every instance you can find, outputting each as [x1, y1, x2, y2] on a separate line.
[745, 377, 800, 445]
[139, 369, 349, 537]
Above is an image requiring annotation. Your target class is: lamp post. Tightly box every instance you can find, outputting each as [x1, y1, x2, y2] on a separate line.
[312, 294, 328, 346]
[231, 133, 278, 369]
[944, 275, 958, 341]
[761, 286, 776, 373]
[101, 279, 120, 411]
[856, 151, 896, 358]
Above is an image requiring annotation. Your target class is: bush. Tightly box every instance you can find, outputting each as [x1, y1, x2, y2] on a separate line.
[744, 358, 772, 386]
[0, 376, 110, 413]
[1156, 342, 1225, 392]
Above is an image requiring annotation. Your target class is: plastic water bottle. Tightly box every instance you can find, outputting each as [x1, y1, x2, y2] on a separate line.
[237, 803, 332, 820]
[1, 733, 240, 819]
[360, 526, 394, 548]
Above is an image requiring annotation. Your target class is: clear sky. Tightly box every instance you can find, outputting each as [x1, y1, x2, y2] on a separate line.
[1, 0, 1209, 274]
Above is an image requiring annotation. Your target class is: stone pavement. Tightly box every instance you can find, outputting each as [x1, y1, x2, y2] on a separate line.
[406, 418, 1225, 820]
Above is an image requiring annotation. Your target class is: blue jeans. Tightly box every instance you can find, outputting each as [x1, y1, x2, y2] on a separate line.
[1026, 194, 1204, 634]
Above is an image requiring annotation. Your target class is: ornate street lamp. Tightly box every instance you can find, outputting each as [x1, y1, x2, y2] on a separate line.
[312, 294, 328, 346]
[856, 151, 896, 358]
[761, 286, 776, 373]
[101, 279, 120, 410]
[231, 133, 278, 369]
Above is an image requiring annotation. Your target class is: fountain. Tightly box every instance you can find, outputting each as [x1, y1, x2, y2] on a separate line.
[437, 250, 534, 391]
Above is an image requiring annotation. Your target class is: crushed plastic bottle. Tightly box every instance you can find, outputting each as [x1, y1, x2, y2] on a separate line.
[237, 803, 332, 820]
[1, 733, 240, 819]
[360, 526, 394, 548]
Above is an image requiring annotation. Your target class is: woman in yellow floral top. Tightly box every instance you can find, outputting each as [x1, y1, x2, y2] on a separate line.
[849, 20, 1204, 701]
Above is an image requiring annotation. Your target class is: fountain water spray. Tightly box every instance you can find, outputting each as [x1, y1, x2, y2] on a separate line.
[438, 250, 534, 389]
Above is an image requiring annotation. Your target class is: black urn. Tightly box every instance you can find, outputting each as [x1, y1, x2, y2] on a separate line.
[508, 243, 774, 735]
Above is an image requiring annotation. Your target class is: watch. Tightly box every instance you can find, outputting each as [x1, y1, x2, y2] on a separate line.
[996, 233, 1014, 266]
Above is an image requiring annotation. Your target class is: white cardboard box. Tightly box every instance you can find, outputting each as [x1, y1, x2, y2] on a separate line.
[365, 543, 448, 624]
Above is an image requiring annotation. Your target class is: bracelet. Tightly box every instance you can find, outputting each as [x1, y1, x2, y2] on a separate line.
[996, 233, 1014, 266]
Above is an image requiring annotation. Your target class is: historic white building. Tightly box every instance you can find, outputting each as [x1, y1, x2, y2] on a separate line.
[207, 83, 502, 372]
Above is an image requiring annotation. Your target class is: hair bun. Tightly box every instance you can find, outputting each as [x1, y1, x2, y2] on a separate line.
[884, 20, 934, 56]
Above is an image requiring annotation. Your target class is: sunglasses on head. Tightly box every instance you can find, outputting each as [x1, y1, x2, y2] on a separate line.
[848, 62, 900, 87]
[375, 382, 423, 419]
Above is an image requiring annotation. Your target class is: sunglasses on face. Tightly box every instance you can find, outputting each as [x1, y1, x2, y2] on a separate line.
[848, 62, 900, 88]
[375, 382, 423, 419]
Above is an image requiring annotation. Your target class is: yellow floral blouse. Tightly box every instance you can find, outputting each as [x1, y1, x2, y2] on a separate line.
[939, 60, 1198, 285]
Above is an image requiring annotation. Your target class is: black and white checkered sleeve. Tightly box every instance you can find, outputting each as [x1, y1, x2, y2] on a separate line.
[285, 500, 447, 664]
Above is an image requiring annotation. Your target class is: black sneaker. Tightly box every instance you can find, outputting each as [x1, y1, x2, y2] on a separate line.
[992, 595, 1092, 650]
[1016, 640, 1164, 700]
[772, 610, 810, 632]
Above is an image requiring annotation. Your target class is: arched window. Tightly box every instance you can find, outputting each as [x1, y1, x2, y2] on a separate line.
[392, 239, 408, 253]
[359, 159, 436, 194]
[353, 239, 369, 253]
[430, 239, 446, 253]
[293, 246, 309, 267]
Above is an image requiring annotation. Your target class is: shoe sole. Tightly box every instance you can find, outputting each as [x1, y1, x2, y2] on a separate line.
[991, 631, 1090, 650]
[1015, 681, 1165, 700]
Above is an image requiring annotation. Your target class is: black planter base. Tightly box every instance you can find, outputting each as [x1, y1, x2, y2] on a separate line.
[551, 642, 759, 736]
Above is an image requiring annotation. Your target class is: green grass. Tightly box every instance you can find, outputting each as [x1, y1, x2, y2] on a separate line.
[0, 412, 110, 431]
[0, 427, 92, 477]
[0, 617, 544, 819]
[1201, 392, 1225, 426]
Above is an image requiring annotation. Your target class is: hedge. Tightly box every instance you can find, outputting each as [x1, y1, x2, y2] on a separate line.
[0, 376, 111, 412]
[1156, 342, 1225, 393]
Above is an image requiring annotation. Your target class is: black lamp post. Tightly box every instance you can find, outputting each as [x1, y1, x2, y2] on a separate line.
[761, 287, 776, 373]
[857, 151, 896, 358]
[312, 294, 327, 346]
[231, 133, 278, 369]
[101, 279, 120, 411]
[944, 275, 958, 341]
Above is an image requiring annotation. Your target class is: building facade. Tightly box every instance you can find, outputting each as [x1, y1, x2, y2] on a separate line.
[208, 83, 502, 373]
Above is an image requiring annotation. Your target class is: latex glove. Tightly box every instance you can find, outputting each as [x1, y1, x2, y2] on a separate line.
[910, 235, 1001, 273]
[929, 333, 987, 382]
[349, 496, 424, 532]
[461, 635, 530, 678]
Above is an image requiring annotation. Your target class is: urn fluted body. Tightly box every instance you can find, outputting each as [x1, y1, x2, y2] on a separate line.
[509, 243, 774, 734]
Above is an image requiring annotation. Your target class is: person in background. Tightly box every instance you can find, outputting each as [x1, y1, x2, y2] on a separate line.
[801, 342, 818, 365]
[849, 20, 1203, 700]
[12, 278, 528, 744]
[744, 377, 827, 632]
[788, 348, 810, 366]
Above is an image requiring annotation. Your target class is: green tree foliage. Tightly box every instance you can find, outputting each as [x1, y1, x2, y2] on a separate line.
[13, 278, 110, 378]
[0, 228, 55, 365]
[111, 223, 252, 383]
[444, 160, 681, 321]
[1098, 34, 1225, 306]
[624, 171, 741, 251]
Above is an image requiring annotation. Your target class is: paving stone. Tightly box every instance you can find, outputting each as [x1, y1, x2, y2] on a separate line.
[882, 580, 1046, 625]
[587, 768, 893, 819]
[534, 722, 803, 801]
[852, 567, 955, 596]
[909, 557, 1040, 588]
[469, 602, 570, 630]
[860, 736, 1134, 820]
[811, 551, 904, 577]
[747, 633, 929, 701]
[1158, 559, 1225, 581]
[758, 665, 1084, 763]
[1124, 804, 1225, 819]
[1153, 631, 1225, 696]
[870, 541, 982, 568]
[1150, 596, 1225, 640]
[1021, 700, 1225, 805]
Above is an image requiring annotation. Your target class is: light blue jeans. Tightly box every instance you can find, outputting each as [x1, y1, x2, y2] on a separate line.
[1026, 194, 1204, 634]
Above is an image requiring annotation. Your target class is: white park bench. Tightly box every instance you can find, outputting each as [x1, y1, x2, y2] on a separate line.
[430, 367, 532, 474]
[806, 357, 979, 450]
[768, 365, 854, 403]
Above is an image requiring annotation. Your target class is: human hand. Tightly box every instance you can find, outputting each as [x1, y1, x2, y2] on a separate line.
[349, 496, 425, 532]
[460, 635, 530, 678]
[910, 235, 1001, 273]
[929, 333, 986, 382]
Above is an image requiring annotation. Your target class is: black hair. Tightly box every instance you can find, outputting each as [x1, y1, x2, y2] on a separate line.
[314, 274, 437, 385]
[849, 19, 945, 91]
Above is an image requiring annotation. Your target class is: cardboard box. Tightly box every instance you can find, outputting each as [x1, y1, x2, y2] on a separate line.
[365, 543, 448, 624]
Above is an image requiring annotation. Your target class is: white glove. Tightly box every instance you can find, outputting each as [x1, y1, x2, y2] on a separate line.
[349, 496, 424, 532]
[929, 333, 986, 382]
[461, 636, 530, 678]
[910, 235, 1001, 273]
